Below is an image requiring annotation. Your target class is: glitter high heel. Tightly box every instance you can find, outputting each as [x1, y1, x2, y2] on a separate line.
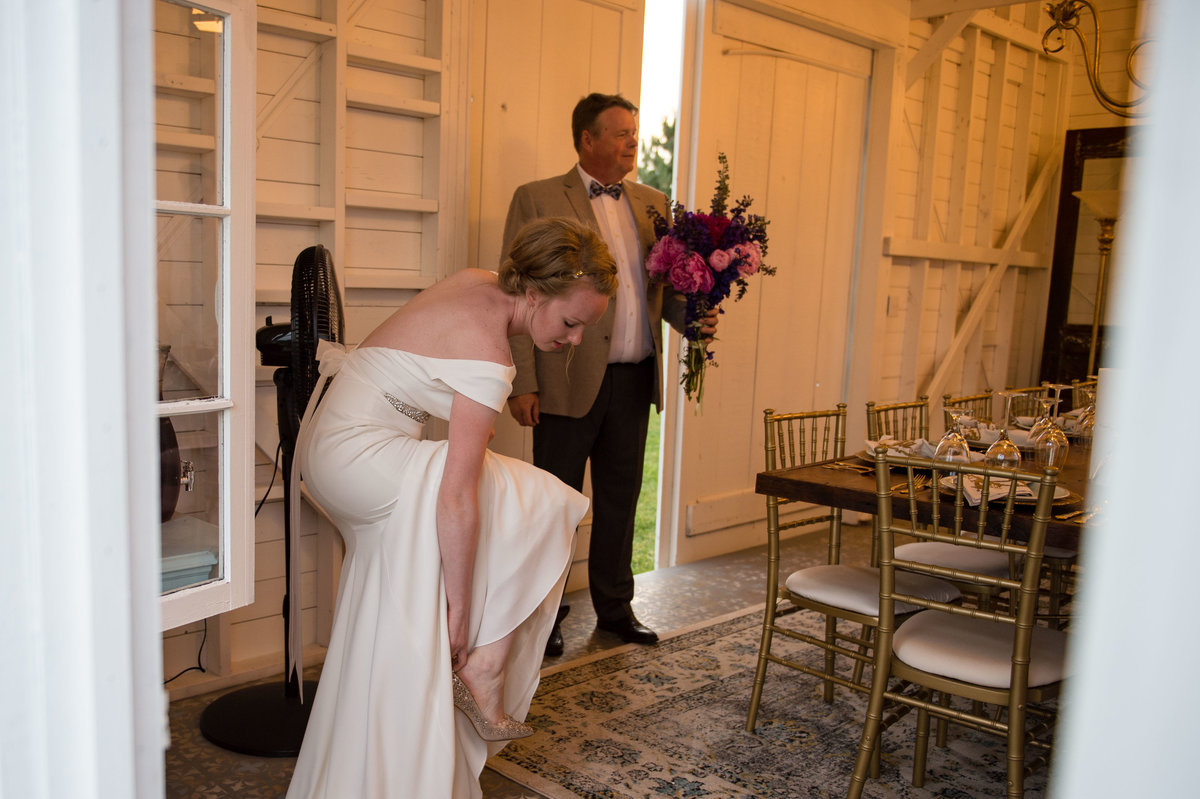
[451, 672, 534, 742]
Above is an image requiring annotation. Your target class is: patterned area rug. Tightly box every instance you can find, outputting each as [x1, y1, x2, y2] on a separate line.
[489, 606, 1050, 798]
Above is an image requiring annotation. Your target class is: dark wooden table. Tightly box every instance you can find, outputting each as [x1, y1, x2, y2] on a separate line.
[756, 446, 1092, 552]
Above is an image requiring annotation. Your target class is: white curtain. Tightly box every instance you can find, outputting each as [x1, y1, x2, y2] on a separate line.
[0, 1, 163, 797]
[1052, 0, 1200, 795]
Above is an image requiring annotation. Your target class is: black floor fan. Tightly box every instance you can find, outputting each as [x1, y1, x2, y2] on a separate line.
[200, 244, 345, 756]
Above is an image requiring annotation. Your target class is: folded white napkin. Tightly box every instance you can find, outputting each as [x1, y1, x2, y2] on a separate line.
[865, 436, 935, 459]
[945, 475, 1037, 507]
[973, 425, 1031, 449]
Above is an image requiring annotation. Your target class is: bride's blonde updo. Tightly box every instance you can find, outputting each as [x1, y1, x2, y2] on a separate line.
[497, 217, 618, 299]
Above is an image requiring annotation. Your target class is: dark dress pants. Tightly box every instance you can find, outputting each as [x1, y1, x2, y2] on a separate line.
[532, 357, 654, 624]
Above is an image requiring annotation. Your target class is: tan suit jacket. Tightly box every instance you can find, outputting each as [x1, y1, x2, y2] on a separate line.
[502, 168, 683, 417]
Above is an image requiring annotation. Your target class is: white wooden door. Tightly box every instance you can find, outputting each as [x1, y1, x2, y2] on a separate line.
[663, 0, 872, 564]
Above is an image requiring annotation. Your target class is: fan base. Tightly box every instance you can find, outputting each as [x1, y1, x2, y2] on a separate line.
[199, 679, 319, 757]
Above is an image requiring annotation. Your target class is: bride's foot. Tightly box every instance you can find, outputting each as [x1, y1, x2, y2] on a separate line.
[451, 672, 533, 742]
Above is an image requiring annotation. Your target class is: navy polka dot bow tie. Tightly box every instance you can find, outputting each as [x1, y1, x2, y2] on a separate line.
[588, 180, 623, 200]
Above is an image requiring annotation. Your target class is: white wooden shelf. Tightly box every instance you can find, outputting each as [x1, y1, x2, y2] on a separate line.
[157, 129, 216, 153]
[256, 202, 337, 222]
[257, 7, 337, 42]
[345, 88, 440, 117]
[344, 268, 437, 291]
[156, 72, 216, 98]
[344, 189, 438, 213]
[347, 39, 441, 77]
[255, 288, 290, 306]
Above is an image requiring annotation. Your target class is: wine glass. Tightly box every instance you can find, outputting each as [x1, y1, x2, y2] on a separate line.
[1074, 386, 1097, 448]
[1032, 388, 1070, 471]
[984, 391, 1022, 469]
[1033, 419, 1070, 470]
[934, 408, 972, 463]
[1025, 396, 1055, 446]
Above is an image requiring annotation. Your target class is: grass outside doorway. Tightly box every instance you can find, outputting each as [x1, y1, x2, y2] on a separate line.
[632, 407, 660, 575]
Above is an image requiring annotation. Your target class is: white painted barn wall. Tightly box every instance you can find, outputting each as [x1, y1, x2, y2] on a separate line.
[882, 4, 1065, 406]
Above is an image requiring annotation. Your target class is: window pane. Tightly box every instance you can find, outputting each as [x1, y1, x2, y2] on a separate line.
[158, 213, 223, 400]
[154, 0, 224, 206]
[160, 408, 223, 594]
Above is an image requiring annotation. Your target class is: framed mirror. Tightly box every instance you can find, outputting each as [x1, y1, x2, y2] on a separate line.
[1039, 126, 1142, 391]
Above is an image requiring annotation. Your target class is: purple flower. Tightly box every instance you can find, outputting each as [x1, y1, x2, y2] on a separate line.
[669, 252, 714, 294]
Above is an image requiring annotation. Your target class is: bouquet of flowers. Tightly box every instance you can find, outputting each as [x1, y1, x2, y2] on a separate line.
[646, 153, 774, 403]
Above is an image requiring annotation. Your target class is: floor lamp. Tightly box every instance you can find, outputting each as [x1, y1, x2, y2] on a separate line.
[1072, 189, 1121, 375]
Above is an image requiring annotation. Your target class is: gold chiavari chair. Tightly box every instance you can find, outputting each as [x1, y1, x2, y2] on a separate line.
[1069, 377, 1097, 414]
[867, 397, 1014, 611]
[846, 451, 1068, 799]
[1008, 384, 1081, 624]
[746, 406, 959, 732]
[941, 389, 993, 430]
[865, 396, 929, 442]
[1006, 384, 1052, 421]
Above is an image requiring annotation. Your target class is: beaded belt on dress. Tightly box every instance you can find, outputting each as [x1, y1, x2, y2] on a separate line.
[383, 392, 431, 423]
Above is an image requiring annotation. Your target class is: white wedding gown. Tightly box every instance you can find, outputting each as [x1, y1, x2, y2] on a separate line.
[285, 347, 586, 798]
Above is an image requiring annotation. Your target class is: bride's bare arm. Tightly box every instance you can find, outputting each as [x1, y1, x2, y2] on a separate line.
[437, 392, 498, 669]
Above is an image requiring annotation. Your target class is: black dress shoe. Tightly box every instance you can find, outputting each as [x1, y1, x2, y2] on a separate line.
[597, 615, 659, 645]
[544, 622, 564, 657]
[544, 604, 570, 657]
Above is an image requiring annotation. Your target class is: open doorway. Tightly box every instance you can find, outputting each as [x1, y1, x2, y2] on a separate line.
[632, 0, 684, 575]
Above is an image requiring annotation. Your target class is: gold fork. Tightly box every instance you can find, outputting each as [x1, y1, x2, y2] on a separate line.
[894, 474, 931, 495]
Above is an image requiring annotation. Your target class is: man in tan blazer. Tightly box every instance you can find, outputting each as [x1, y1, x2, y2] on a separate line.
[503, 93, 717, 654]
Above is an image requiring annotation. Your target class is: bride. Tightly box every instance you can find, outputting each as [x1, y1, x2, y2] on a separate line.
[286, 217, 618, 798]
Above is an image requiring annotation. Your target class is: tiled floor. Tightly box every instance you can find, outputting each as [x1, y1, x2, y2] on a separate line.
[167, 522, 876, 798]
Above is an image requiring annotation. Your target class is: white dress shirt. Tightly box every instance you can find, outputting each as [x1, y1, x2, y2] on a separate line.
[577, 164, 654, 364]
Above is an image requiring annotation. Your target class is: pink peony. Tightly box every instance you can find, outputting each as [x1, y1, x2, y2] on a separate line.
[708, 248, 732, 272]
[668, 251, 715, 294]
[646, 236, 686, 279]
[734, 242, 762, 276]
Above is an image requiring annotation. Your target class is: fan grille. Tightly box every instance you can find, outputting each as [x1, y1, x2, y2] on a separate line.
[290, 244, 345, 420]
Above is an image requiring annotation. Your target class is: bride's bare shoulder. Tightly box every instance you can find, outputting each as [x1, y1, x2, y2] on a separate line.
[362, 269, 510, 358]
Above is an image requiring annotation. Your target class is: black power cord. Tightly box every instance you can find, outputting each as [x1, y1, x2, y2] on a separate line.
[164, 443, 282, 686]
[163, 618, 208, 685]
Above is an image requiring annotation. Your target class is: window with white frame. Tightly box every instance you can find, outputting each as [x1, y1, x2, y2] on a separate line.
[155, 0, 255, 630]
